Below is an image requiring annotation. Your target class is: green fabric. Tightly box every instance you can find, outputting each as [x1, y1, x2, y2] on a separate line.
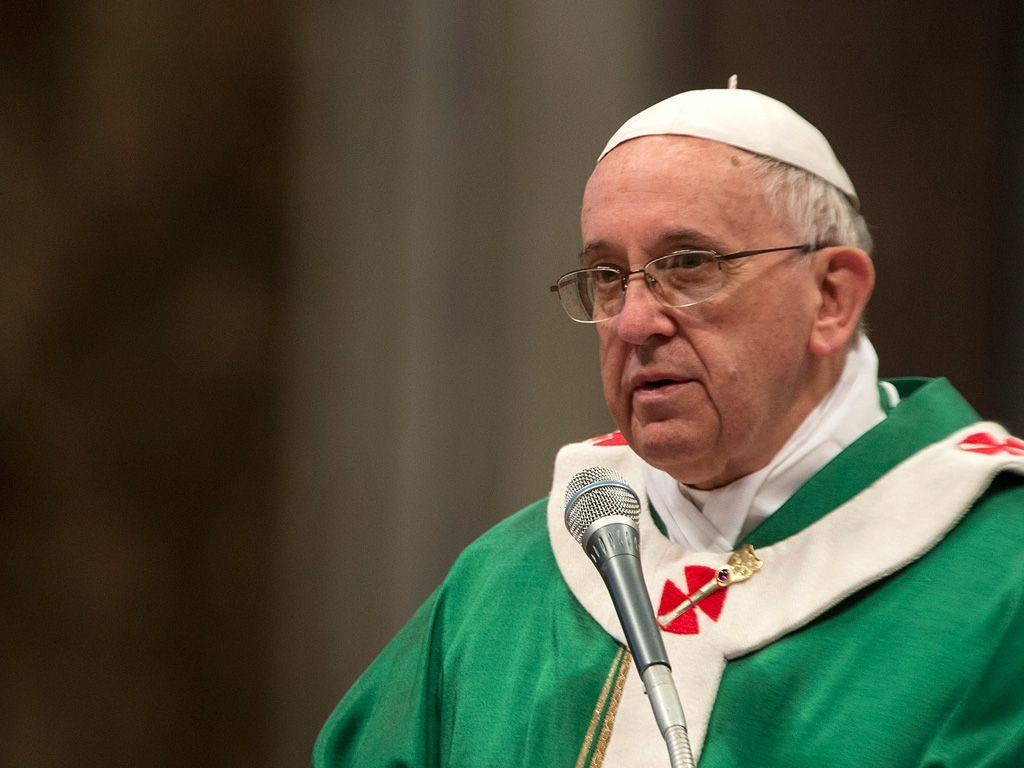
[702, 481, 1024, 767]
[315, 379, 1024, 767]
[702, 378, 1024, 767]
[313, 499, 621, 767]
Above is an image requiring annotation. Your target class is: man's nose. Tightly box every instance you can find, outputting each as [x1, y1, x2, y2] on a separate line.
[613, 272, 677, 344]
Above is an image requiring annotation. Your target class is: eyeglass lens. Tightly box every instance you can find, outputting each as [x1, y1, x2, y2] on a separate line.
[558, 251, 724, 321]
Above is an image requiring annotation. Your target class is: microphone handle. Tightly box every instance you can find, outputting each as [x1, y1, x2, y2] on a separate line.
[590, 530, 670, 672]
[587, 522, 695, 768]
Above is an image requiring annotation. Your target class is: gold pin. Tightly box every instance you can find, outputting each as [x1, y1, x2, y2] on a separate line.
[657, 545, 763, 627]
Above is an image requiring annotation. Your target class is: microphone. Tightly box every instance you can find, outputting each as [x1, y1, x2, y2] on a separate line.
[564, 467, 695, 768]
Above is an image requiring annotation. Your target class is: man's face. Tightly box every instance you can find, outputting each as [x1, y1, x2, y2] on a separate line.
[581, 136, 827, 488]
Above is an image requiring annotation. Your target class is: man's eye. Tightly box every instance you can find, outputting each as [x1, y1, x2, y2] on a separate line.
[591, 267, 621, 285]
[663, 251, 711, 270]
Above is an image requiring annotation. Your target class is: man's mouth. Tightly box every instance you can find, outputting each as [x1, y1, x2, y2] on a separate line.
[631, 374, 694, 401]
[637, 379, 680, 391]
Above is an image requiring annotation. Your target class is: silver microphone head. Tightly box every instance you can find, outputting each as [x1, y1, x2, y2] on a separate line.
[563, 467, 641, 544]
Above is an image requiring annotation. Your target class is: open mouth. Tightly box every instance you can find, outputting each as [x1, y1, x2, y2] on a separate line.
[639, 379, 679, 390]
[634, 378, 692, 395]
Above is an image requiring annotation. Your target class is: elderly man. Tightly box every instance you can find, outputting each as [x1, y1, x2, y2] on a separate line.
[314, 88, 1024, 767]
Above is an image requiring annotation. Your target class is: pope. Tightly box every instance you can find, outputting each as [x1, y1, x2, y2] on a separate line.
[314, 85, 1024, 767]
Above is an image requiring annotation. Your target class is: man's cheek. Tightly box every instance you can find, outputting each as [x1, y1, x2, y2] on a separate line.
[598, 343, 620, 390]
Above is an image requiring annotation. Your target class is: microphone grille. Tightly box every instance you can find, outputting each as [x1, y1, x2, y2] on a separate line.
[563, 467, 641, 543]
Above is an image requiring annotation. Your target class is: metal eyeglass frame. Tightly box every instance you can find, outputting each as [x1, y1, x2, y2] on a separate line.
[549, 242, 821, 323]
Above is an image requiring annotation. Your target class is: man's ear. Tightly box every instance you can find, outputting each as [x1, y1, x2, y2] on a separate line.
[808, 247, 875, 356]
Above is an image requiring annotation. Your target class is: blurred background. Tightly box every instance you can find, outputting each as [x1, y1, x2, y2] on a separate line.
[4, 2, 1023, 766]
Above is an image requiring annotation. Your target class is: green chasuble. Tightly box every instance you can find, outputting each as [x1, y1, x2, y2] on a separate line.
[314, 379, 1024, 767]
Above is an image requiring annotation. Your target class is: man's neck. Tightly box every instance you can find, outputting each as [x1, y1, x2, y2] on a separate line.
[645, 334, 885, 550]
[691, 348, 849, 491]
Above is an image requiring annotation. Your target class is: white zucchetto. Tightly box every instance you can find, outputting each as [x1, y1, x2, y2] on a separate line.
[598, 88, 858, 207]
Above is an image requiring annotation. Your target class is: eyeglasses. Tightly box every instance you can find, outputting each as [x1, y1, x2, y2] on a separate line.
[549, 243, 818, 323]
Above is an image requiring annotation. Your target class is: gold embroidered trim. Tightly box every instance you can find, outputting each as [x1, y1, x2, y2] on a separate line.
[574, 647, 627, 768]
[590, 649, 629, 768]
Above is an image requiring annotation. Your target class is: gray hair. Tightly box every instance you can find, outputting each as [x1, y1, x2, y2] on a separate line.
[754, 157, 873, 254]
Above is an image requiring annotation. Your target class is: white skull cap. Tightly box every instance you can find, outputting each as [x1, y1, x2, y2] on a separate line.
[598, 88, 858, 208]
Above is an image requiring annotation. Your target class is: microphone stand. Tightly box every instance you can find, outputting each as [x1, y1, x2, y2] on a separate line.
[641, 664, 695, 768]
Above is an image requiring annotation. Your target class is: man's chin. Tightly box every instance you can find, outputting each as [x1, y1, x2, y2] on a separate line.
[626, 422, 718, 484]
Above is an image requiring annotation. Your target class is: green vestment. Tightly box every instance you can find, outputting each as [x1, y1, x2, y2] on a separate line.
[314, 379, 1024, 767]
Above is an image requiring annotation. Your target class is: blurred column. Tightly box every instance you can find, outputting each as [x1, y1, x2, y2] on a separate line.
[995, 8, 1024, 430]
[1, 5, 287, 767]
[274, 0, 696, 763]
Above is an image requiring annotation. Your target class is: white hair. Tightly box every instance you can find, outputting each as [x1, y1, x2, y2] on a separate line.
[754, 157, 873, 254]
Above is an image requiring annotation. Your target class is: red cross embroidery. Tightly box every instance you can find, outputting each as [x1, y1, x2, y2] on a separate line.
[657, 565, 728, 635]
[591, 431, 628, 447]
[957, 432, 1024, 457]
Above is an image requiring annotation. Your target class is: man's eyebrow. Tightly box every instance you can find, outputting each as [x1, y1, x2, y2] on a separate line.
[578, 229, 722, 265]
[661, 229, 722, 251]
[578, 241, 609, 265]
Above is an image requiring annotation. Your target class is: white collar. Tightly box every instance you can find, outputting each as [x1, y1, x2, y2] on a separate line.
[643, 334, 891, 552]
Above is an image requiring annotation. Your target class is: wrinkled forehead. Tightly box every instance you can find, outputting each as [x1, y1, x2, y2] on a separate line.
[587, 134, 759, 186]
[581, 136, 789, 251]
[584, 135, 771, 207]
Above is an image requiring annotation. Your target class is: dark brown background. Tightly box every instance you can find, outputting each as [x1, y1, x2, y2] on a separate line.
[3, 3, 1022, 766]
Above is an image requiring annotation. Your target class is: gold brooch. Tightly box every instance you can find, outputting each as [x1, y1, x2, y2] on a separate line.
[657, 545, 763, 627]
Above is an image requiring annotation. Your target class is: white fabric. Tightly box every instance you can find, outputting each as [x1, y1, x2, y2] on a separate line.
[599, 88, 859, 206]
[879, 379, 901, 408]
[644, 334, 888, 552]
[546, 421, 1024, 764]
